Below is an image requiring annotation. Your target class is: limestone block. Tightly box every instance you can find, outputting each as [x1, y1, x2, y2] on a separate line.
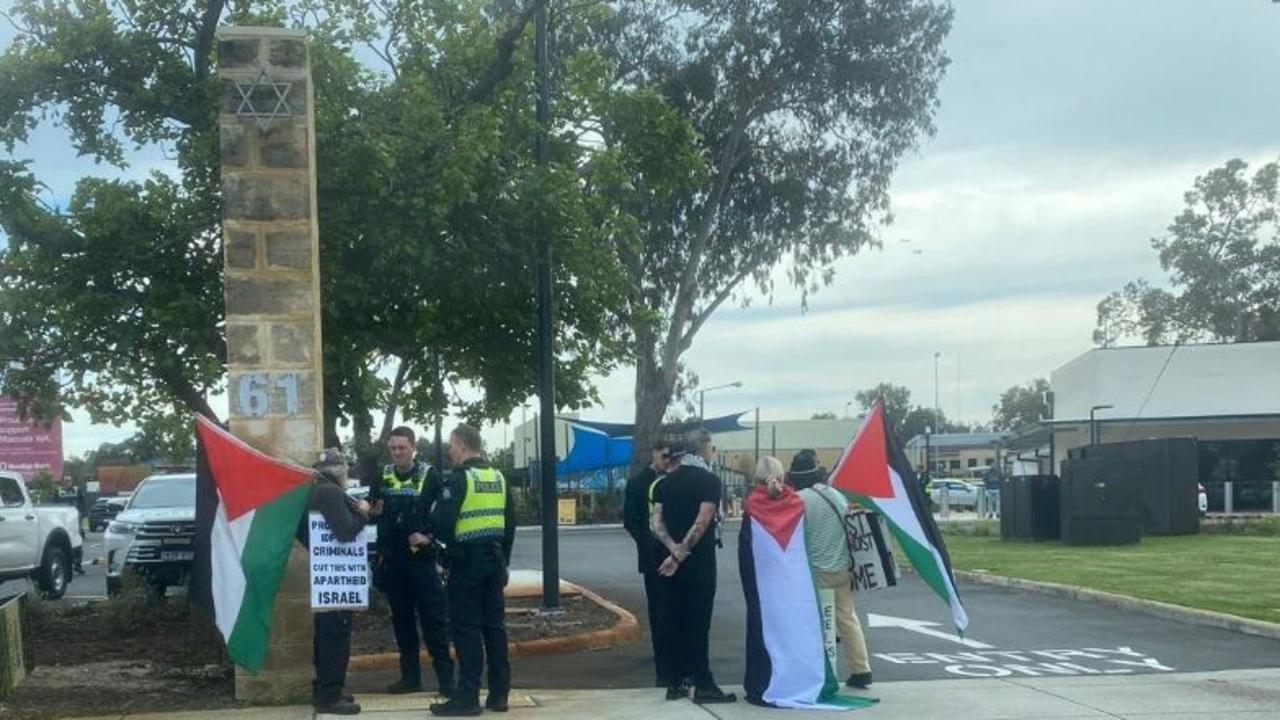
[269, 323, 314, 363]
[220, 123, 250, 168]
[225, 275, 314, 316]
[220, 78, 308, 118]
[265, 229, 311, 270]
[224, 229, 257, 269]
[222, 174, 311, 222]
[225, 324, 263, 365]
[268, 38, 307, 69]
[258, 122, 308, 169]
[217, 38, 260, 68]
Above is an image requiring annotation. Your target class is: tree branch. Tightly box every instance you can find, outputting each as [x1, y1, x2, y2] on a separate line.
[377, 356, 412, 443]
[466, 1, 538, 104]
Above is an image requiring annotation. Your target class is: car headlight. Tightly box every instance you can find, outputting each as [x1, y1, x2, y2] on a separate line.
[107, 520, 139, 535]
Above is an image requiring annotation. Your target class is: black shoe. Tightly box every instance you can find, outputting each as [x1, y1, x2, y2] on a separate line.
[484, 693, 509, 712]
[429, 699, 483, 716]
[846, 672, 873, 689]
[314, 698, 362, 715]
[693, 686, 737, 704]
[665, 684, 689, 701]
[387, 679, 423, 694]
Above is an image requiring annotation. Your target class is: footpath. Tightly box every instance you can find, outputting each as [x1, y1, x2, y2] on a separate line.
[70, 667, 1280, 719]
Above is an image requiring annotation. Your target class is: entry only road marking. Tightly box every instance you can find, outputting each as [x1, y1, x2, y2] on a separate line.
[874, 646, 1177, 679]
[867, 613, 995, 649]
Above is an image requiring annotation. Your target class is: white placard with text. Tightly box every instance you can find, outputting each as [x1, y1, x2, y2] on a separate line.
[309, 512, 370, 611]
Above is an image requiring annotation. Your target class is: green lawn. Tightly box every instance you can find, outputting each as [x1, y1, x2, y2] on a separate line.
[941, 533, 1280, 625]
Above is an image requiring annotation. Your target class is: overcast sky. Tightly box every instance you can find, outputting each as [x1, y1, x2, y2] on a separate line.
[3, 1, 1280, 456]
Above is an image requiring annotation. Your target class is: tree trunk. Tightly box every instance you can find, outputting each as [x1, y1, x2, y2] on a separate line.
[629, 329, 679, 476]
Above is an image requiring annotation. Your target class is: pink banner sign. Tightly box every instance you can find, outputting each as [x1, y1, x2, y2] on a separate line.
[0, 397, 64, 482]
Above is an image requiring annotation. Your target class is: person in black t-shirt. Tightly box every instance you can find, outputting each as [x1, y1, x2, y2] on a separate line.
[623, 439, 675, 687]
[651, 429, 736, 704]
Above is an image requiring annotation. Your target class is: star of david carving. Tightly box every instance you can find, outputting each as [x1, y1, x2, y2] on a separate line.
[234, 70, 294, 130]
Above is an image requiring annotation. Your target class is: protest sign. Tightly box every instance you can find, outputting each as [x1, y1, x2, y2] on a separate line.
[309, 512, 370, 611]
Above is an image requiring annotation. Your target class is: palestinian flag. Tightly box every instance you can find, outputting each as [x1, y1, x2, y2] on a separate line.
[830, 399, 969, 631]
[191, 416, 313, 673]
[739, 485, 878, 710]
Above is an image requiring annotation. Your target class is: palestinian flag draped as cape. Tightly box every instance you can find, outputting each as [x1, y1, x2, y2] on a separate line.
[191, 416, 313, 672]
[829, 399, 969, 631]
[740, 485, 878, 710]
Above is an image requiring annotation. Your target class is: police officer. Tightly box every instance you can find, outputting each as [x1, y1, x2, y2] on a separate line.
[429, 424, 515, 717]
[299, 448, 370, 716]
[370, 426, 455, 696]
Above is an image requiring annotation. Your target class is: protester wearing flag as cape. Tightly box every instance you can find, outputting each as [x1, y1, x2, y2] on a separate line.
[738, 457, 878, 711]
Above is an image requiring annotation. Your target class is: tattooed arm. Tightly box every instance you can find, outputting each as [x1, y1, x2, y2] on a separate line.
[651, 502, 681, 556]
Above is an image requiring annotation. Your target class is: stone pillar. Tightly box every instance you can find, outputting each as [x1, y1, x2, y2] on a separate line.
[216, 26, 323, 703]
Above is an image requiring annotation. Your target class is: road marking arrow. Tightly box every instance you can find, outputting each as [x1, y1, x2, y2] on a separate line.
[867, 613, 995, 649]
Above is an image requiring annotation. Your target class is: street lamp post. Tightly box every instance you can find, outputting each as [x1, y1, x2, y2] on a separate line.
[1089, 404, 1114, 446]
[533, 0, 559, 610]
[698, 381, 743, 422]
[933, 351, 942, 419]
[923, 425, 933, 485]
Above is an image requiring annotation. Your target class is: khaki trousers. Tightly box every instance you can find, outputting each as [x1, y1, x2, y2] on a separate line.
[813, 569, 871, 674]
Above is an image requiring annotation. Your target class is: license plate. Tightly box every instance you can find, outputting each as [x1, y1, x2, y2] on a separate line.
[161, 550, 194, 562]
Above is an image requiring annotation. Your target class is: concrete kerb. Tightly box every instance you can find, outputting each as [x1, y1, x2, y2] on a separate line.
[346, 581, 638, 672]
[956, 570, 1280, 641]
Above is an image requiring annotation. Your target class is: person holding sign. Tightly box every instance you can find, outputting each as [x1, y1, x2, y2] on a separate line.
[370, 426, 456, 697]
[429, 424, 516, 717]
[788, 450, 873, 690]
[298, 449, 371, 716]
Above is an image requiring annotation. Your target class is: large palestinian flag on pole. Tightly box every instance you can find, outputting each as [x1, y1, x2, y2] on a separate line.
[829, 399, 969, 631]
[191, 416, 313, 673]
[739, 485, 878, 710]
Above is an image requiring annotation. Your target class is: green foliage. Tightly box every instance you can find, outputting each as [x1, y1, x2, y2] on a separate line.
[855, 382, 968, 441]
[992, 378, 1051, 431]
[0, 0, 631, 455]
[594, 1, 954, 467]
[1095, 159, 1280, 346]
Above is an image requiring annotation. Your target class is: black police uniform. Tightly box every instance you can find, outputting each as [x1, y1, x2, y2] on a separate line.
[623, 465, 672, 686]
[295, 478, 366, 711]
[370, 460, 455, 693]
[431, 457, 516, 712]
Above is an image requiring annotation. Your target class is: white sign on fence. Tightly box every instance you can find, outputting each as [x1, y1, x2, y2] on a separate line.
[309, 512, 370, 611]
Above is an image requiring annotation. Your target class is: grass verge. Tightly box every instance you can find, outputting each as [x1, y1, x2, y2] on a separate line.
[942, 531, 1280, 625]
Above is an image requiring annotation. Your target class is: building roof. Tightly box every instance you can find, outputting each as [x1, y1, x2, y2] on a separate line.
[904, 432, 1011, 450]
[1050, 341, 1280, 423]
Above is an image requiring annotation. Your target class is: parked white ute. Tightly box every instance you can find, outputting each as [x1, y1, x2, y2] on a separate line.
[105, 473, 196, 597]
[0, 470, 84, 599]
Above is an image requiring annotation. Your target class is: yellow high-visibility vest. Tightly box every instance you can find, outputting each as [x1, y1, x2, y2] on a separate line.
[455, 467, 507, 543]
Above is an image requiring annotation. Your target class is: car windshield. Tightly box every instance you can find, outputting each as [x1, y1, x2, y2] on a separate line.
[129, 477, 196, 509]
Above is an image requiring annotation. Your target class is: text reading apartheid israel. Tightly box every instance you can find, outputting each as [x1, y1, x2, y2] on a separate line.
[309, 513, 371, 611]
